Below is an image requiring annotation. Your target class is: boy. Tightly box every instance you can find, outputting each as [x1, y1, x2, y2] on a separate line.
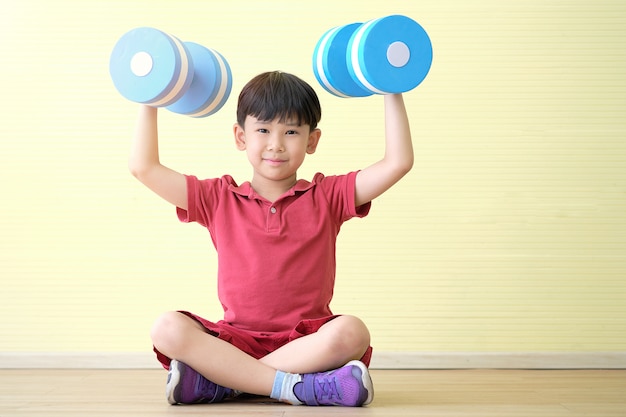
[129, 71, 413, 407]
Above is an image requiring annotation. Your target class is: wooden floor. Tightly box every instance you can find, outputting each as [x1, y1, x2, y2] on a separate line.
[1, 369, 625, 416]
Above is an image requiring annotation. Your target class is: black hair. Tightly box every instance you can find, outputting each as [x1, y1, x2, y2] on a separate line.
[236, 71, 321, 130]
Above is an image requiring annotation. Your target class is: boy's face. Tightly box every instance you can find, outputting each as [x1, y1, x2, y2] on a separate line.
[234, 115, 321, 185]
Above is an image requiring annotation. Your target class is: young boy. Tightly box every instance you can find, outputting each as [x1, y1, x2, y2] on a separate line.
[129, 71, 413, 407]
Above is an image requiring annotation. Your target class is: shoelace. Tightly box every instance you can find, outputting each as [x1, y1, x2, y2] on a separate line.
[315, 376, 342, 401]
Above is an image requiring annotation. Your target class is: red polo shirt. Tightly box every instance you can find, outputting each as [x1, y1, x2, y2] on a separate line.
[176, 171, 370, 333]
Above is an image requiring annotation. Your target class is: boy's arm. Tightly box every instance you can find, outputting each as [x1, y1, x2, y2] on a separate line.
[354, 94, 414, 207]
[129, 105, 189, 210]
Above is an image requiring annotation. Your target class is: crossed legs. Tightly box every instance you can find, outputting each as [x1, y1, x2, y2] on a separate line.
[150, 311, 371, 397]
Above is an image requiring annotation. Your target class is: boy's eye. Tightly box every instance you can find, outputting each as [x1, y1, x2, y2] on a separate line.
[258, 128, 269, 134]
[286, 130, 297, 135]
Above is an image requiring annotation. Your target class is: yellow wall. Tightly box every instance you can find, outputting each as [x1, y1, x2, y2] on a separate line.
[1, 0, 625, 355]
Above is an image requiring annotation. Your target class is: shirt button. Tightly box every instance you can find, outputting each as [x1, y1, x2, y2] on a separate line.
[270, 207, 277, 214]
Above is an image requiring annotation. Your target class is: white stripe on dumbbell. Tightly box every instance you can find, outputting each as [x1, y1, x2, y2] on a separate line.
[315, 26, 350, 98]
[150, 34, 190, 107]
[190, 48, 230, 117]
[350, 18, 388, 95]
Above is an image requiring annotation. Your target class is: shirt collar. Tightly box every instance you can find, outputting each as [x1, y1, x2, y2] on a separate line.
[229, 178, 314, 201]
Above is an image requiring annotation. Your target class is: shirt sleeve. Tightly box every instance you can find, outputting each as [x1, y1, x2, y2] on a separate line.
[314, 171, 371, 223]
[345, 170, 372, 219]
[176, 175, 225, 228]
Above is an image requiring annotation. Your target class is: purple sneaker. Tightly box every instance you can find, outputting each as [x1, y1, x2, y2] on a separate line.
[166, 360, 232, 404]
[294, 360, 374, 406]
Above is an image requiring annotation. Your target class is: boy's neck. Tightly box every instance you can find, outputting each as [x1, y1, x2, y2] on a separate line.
[250, 175, 298, 203]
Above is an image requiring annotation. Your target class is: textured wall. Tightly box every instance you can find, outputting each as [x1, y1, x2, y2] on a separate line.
[0, 0, 625, 354]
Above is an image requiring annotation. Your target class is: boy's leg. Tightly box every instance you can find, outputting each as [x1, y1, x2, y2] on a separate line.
[262, 315, 373, 406]
[260, 315, 371, 374]
[151, 311, 275, 396]
[152, 311, 373, 406]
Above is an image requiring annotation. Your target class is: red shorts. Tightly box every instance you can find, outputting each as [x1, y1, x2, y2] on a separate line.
[154, 311, 373, 370]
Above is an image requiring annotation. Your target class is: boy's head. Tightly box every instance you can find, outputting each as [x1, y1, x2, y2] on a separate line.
[236, 71, 321, 131]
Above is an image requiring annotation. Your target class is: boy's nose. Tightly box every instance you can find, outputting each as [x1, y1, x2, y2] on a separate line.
[266, 136, 285, 151]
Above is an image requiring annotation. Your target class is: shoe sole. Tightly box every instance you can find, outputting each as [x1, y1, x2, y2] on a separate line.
[346, 360, 374, 406]
[166, 359, 183, 405]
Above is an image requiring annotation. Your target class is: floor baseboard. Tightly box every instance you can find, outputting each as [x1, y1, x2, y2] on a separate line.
[1, 351, 625, 369]
[0, 352, 160, 369]
[369, 351, 626, 369]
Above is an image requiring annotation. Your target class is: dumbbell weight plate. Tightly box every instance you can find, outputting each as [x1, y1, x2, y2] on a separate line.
[312, 23, 373, 98]
[109, 27, 193, 106]
[348, 15, 433, 94]
[166, 43, 232, 117]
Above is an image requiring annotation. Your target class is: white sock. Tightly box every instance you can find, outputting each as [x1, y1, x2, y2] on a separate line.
[270, 370, 303, 405]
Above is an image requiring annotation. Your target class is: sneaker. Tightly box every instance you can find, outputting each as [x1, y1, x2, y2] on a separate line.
[293, 360, 374, 406]
[166, 359, 232, 404]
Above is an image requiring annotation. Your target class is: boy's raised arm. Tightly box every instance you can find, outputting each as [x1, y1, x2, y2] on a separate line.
[129, 105, 189, 210]
[354, 94, 414, 207]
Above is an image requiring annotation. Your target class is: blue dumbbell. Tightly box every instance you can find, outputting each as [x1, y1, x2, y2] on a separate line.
[109, 27, 232, 117]
[313, 15, 432, 97]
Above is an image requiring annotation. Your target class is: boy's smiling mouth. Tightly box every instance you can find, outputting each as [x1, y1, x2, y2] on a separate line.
[264, 157, 287, 166]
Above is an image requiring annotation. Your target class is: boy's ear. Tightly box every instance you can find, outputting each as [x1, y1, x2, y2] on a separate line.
[306, 128, 322, 154]
[233, 123, 246, 150]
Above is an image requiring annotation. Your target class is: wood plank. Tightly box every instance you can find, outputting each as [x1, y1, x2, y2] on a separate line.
[0, 369, 625, 416]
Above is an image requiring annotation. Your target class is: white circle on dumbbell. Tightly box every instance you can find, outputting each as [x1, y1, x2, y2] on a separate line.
[386, 41, 410, 68]
[130, 51, 153, 77]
